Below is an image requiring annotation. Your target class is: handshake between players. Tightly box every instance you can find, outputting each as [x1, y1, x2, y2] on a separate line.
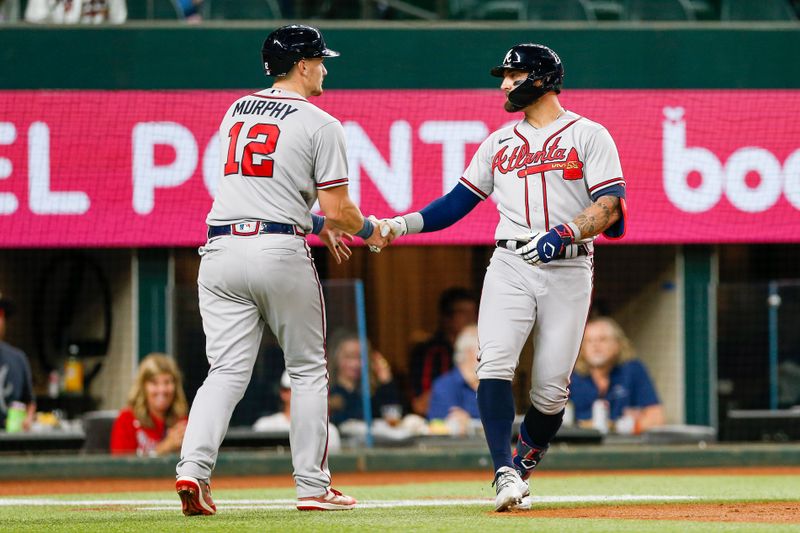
[317, 214, 401, 261]
[323, 212, 577, 269]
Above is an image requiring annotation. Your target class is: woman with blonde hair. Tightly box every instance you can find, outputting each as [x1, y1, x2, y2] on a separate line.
[570, 317, 664, 434]
[327, 331, 401, 426]
[110, 353, 188, 456]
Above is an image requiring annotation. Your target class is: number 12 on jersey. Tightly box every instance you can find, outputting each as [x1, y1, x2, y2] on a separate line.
[224, 122, 281, 178]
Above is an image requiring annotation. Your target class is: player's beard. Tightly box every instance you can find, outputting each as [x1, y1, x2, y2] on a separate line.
[504, 99, 521, 113]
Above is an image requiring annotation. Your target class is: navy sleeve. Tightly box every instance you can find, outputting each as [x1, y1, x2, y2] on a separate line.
[590, 185, 626, 240]
[22, 355, 34, 403]
[590, 184, 625, 202]
[419, 183, 481, 233]
[629, 361, 660, 408]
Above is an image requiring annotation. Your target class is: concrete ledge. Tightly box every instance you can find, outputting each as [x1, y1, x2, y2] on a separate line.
[1, 443, 798, 480]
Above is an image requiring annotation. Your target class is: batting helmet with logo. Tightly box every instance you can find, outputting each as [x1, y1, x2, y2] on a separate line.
[491, 44, 564, 111]
[261, 24, 340, 77]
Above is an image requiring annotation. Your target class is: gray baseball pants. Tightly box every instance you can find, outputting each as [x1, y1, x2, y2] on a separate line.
[176, 233, 331, 498]
[476, 247, 593, 414]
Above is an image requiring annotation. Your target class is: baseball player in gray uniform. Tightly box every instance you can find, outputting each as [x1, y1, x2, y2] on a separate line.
[175, 25, 389, 515]
[382, 44, 626, 511]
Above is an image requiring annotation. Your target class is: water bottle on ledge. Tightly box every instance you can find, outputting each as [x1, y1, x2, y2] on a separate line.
[591, 399, 609, 434]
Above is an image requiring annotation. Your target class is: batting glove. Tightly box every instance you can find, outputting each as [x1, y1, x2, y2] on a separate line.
[384, 216, 408, 237]
[516, 224, 575, 265]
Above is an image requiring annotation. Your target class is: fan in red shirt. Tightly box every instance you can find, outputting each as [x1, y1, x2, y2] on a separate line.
[110, 353, 188, 456]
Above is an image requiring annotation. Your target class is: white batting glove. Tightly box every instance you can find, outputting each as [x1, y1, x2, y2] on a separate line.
[384, 216, 408, 237]
[516, 226, 571, 265]
[516, 232, 545, 265]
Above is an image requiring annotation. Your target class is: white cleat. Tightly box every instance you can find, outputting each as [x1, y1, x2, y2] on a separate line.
[493, 466, 529, 512]
[511, 495, 532, 511]
[296, 487, 357, 511]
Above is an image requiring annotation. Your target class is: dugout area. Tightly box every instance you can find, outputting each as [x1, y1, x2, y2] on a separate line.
[0, 243, 798, 442]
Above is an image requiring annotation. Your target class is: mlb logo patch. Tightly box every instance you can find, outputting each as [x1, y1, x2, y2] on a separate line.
[232, 222, 260, 236]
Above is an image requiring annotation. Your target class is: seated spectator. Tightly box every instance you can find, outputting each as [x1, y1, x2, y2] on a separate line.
[328, 331, 401, 426]
[0, 294, 36, 432]
[427, 325, 480, 435]
[408, 287, 478, 416]
[253, 370, 341, 452]
[25, 0, 126, 24]
[110, 353, 188, 456]
[569, 317, 665, 434]
[174, 0, 202, 22]
[0, 0, 21, 22]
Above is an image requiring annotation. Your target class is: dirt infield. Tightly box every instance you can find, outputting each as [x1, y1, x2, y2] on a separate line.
[1, 466, 798, 496]
[513, 501, 800, 523]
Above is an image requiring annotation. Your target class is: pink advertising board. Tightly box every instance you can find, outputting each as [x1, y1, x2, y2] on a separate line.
[1, 90, 799, 247]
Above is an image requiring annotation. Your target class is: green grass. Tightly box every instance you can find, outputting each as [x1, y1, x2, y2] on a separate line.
[0, 474, 798, 532]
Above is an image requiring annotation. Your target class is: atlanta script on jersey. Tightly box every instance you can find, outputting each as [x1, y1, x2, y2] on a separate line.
[460, 110, 625, 242]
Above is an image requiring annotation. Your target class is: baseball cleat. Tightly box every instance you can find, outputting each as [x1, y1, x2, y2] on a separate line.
[297, 487, 357, 511]
[493, 466, 529, 512]
[176, 476, 217, 516]
[511, 495, 532, 511]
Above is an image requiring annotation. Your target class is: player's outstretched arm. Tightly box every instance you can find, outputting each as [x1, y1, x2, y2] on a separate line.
[317, 185, 391, 251]
[517, 195, 622, 266]
[381, 182, 482, 238]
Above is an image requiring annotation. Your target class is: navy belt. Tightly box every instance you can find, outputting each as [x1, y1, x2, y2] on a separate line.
[208, 221, 306, 239]
[496, 240, 589, 258]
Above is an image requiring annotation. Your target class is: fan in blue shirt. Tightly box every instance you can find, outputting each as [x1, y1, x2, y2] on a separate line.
[428, 325, 480, 434]
[569, 317, 664, 433]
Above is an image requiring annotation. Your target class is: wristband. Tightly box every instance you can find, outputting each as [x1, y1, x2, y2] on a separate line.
[566, 222, 582, 242]
[355, 217, 374, 239]
[311, 214, 325, 235]
[402, 212, 424, 235]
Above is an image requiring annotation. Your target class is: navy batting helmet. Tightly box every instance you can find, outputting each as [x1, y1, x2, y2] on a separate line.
[491, 44, 564, 111]
[261, 24, 340, 77]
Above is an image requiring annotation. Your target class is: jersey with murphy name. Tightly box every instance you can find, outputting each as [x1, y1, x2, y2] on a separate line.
[206, 88, 349, 231]
[460, 110, 624, 242]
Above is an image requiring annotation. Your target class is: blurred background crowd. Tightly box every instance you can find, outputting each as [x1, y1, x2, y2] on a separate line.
[1, 0, 799, 24]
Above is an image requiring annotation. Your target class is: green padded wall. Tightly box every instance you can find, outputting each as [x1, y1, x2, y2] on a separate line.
[1, 25, 799, 89]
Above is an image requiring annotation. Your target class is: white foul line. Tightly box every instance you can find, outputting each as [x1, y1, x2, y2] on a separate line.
[0, 495, 698, 510]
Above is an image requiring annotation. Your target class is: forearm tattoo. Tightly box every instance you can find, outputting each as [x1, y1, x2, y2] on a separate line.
[574, 196, 621, 239]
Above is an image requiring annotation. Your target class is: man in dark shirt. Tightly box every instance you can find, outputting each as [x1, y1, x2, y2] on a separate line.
[0, 295, 35, 431]
[409, 287, 478, 416]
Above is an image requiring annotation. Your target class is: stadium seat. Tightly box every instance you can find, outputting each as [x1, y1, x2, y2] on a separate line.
[207, 0, 282, 20]
[627, 0, 692, 20]
[450, 0, 528, 20]
[682, 0, 717, 20]
[528, 0, 594, 21]
[721, 0, 798, 20]
[580, 0, 626, 20]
